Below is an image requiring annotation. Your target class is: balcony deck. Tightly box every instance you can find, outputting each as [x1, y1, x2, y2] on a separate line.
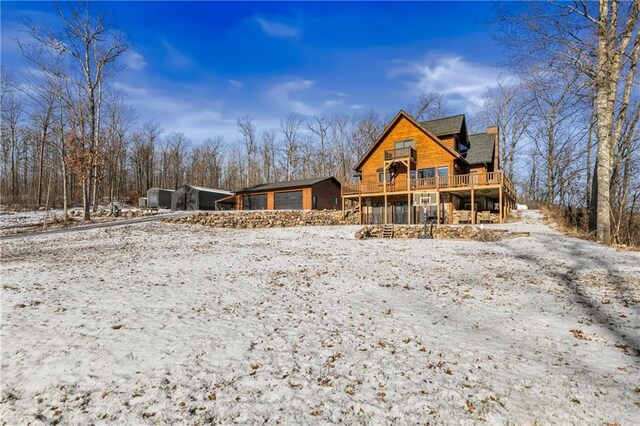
[342, 171, 515, 198]
[384, 147, 417, 163]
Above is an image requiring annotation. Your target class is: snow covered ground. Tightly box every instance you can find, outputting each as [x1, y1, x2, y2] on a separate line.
[0, 208, 78, 229]
[1, 211, 638, 424]
[0, 206, 172, 236]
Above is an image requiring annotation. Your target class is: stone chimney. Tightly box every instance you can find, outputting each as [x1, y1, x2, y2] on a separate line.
[487, 126, 499, 172]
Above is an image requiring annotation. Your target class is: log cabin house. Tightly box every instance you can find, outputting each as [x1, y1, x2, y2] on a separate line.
[342, 110, 516, 225]
[233, 177, 341, 210]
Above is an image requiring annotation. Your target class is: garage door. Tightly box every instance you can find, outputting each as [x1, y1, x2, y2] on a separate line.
[274, 191, 302, 210]
[243, 194, 267, 210]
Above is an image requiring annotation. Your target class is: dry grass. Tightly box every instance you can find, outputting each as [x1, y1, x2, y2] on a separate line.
[541, 205, 639, 252]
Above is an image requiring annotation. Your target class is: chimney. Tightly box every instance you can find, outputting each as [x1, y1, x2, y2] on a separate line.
[487, 126, 499, 172]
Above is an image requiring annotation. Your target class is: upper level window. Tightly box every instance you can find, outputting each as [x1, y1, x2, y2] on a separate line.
[418, 168, 436, 179]
[416, 167, 448, 179]
[394, 139, 414, 149]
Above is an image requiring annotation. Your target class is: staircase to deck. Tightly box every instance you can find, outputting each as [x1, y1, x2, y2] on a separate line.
[382, 225, 394, 238]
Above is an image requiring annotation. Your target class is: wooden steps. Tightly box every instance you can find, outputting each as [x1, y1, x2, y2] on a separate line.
[382, 225, 394, 238]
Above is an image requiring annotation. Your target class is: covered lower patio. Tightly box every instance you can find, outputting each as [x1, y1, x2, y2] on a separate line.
[358, 194, 451, 225]
[347, 185, 516, 225]
[443, 186, 516, 224]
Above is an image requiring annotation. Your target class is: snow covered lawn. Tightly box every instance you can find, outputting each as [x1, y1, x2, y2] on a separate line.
[1, 211, 638, 424]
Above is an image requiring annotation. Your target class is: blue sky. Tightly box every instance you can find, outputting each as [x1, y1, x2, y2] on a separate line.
[2, 1, 505, 143]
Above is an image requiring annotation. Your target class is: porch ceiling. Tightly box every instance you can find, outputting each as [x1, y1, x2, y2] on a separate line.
[447, 188, 500, 198]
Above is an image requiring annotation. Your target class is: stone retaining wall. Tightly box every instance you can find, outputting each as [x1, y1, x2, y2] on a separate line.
[163, 210, 357, 228]
[355, 224, 508, 241]
[68, 209, 154, 219]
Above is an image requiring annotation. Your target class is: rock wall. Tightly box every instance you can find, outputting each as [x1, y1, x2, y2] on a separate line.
[163, 210, 358, 228]
[355, 224, 508, 241]
[68, 209, 155, 219]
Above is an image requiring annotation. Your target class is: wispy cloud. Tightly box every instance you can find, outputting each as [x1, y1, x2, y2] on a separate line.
[388, 55, 510, 110]
[323, 99, 342, 108]
[256, 17, 299, 39]
[228, 79, 244, 90]
[123, 50, 147, 70]
[267, 78, 316, 115]
[160, 38, 191, 69]
[114, 82, 237, 142]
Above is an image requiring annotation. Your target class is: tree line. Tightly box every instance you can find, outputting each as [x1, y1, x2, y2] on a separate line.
[1, 1, 638, 245]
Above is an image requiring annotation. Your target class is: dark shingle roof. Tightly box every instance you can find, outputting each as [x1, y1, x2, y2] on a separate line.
[419, 114, 465, 136]
[237, 177, 339, 193]
[465, 133, 495, 165]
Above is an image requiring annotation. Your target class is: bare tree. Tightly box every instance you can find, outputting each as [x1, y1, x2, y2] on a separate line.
[329, 113, 352, 182]
[163, 132, 190, 189]
[279, 114, 305, 181]
[497, 0, 640, 243]
[351, 110, 382, 161]
[20, 2, 129, 220]
[475, 78, 531, 182]
[408, 91, 451, 121]
[237, 116, 258, 187]
[0, 71, 24, 205]
[523, 67, 590, 204]
[259, 129, 278, 183]
[307, 115, 331, 177]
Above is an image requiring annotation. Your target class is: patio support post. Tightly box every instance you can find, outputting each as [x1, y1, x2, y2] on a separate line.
[383, 161, 388, 224]
[384, 194, 388, 224]
[449, 193, 453, 224]
[407, 160, 411, 225]
[499, 186, 503, 224]
[358, 195, 362, 225]
[471, 189, 475, 224]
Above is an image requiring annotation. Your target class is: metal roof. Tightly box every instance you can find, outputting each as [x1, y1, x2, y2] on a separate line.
[465, 133, 495, 165]
[147, 187, 174, 192]
[185, 185, 234, 195]
[419, 114, 465, 136]
[237, 177, 339, 193]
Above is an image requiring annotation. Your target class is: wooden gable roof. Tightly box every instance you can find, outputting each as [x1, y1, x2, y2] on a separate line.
[353, 110, 462, 171]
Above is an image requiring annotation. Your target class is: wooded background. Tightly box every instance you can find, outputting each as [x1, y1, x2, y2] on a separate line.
[1, 1, 638, 245]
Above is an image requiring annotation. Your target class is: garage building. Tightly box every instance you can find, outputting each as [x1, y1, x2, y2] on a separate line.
[234, 177, 342, 211]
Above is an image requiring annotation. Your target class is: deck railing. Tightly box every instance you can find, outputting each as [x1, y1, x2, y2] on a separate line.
[342, 171, 515, 196]
[384, 147, 417, 162]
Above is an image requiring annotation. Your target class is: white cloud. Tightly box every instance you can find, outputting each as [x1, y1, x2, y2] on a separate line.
[256, 17, 299, 39]
[114, 82, 237, 143]
[267, 78, 317, 115]
[388, 55, 511, 110]
[323, 99, 342, 108]
[123, 50, 147, 70]
[160, 38, 191, 69]
[228, 79, 244, 89]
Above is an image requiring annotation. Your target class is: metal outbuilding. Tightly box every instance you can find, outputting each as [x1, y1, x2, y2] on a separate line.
[147, 188, 174, 209]
[171, 184, 234, 211]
